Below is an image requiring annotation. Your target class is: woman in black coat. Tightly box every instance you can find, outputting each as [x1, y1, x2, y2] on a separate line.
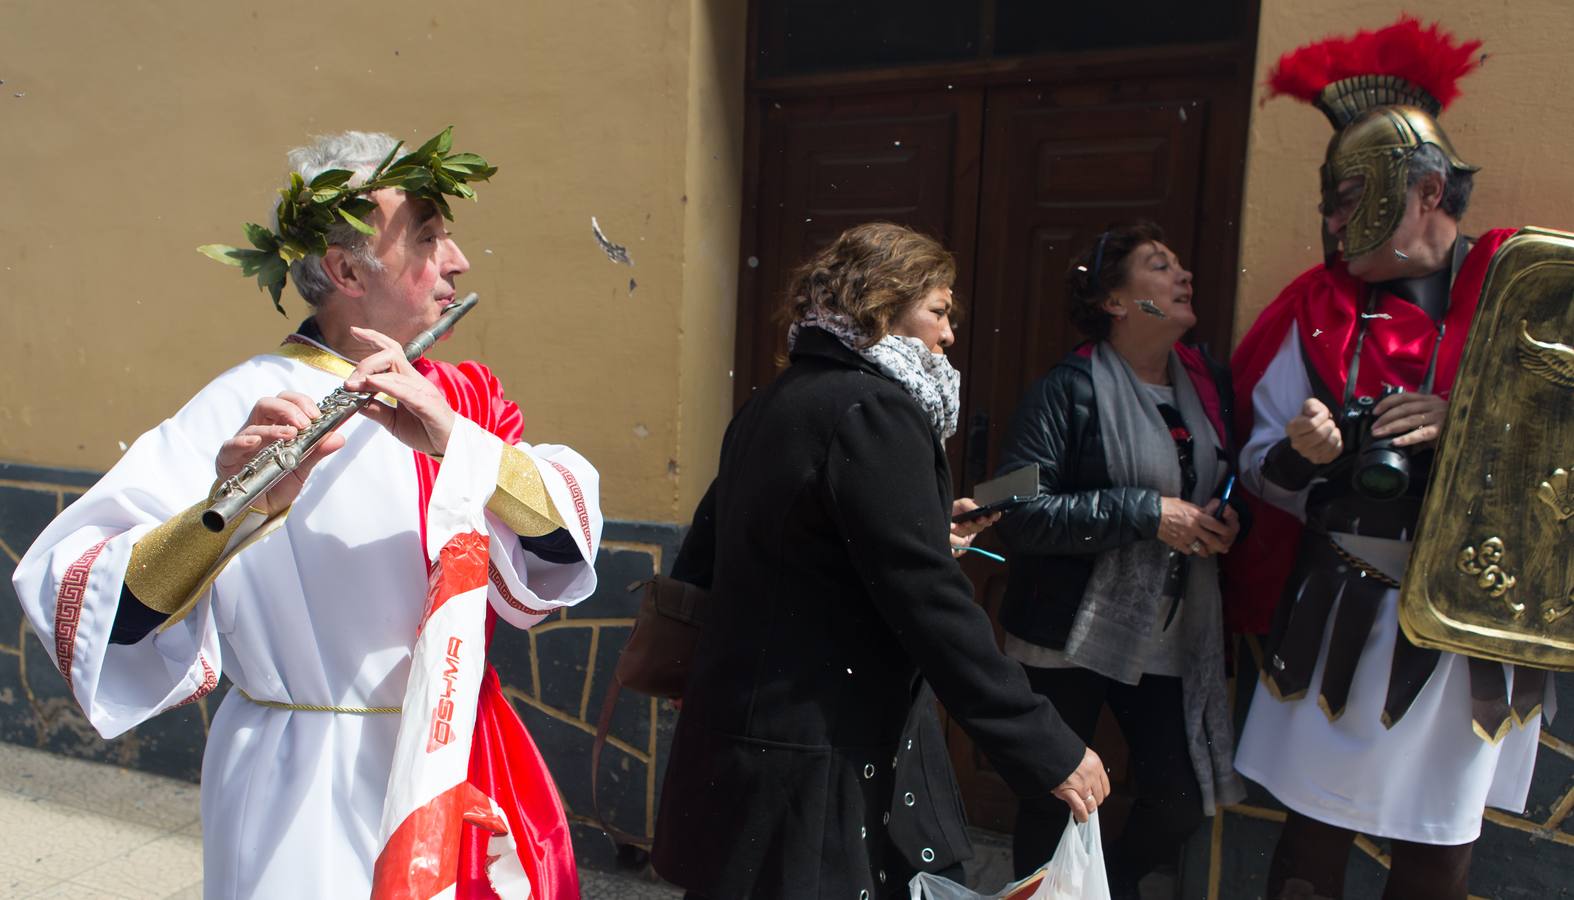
[993, 222, 1248, 899]
[652, 223, 1107, 899]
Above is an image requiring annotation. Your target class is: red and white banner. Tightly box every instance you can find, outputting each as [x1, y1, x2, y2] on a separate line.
[373, 419, 532, 900]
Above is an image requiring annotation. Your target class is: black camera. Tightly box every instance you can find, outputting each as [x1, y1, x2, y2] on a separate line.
[1339, 384, 1409, 501]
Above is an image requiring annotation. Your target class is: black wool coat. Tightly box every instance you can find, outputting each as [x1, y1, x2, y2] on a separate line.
[652, 329, 1084, 900]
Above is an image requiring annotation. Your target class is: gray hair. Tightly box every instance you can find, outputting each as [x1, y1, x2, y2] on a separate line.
[1408, 142, 1474, 219]
[278, 131, 401, 306]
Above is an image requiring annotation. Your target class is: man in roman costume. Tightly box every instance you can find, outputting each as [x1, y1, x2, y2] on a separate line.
[1226, 19, 1546, 900]
[12, 129, 601, 899]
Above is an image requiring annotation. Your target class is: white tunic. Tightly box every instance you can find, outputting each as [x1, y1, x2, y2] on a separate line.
[12, 344, 602, 898]
[1233, 326, 1543, 845]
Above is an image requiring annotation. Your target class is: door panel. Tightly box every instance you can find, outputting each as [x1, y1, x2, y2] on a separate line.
[736, 64, 1250, 838]
[951, 83, 1213, 831]
[1032, 136, 1173, 204]
[967, 88, 1208, 468]
[739, 90, 982, 419]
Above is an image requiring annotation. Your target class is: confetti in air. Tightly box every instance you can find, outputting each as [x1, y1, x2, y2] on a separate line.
[591, 216, 634, 266]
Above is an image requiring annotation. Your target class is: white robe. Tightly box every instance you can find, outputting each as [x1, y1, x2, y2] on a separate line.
[12, 343, 602, 898]
[1233, 326, 1542, 844]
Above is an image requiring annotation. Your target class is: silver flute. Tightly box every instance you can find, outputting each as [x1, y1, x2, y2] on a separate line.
[201, 292, 480, 532]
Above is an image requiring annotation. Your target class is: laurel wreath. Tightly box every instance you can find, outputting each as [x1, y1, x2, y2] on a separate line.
[198, 126, 497, 315]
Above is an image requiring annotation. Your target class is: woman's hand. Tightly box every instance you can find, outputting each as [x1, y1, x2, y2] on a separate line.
[1201, 498, 1241, 555]
[1158, 497, 1232, 558]
[1052, 747, 1111, 823]
[950, 498, 1001, 555]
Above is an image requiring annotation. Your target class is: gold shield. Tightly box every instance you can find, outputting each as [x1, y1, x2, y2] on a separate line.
[1401, 227, 1574, 668]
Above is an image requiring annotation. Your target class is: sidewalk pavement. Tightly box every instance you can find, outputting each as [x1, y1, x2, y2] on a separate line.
[0, 740, 1050, 899]
[0, 741, 203, 899]
[0, 740, 682, 899]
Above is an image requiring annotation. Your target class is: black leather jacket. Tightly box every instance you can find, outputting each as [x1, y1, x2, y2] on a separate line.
[993, 345, 1244, 651]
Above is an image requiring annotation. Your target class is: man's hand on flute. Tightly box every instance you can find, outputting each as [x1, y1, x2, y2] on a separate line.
[344, 325, 457, 457]
[217, 393, 346, 517]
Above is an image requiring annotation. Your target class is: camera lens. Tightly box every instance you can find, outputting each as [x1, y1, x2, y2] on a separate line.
[1348, 385, 1410, 500]
[1354, 451, 1409, 500]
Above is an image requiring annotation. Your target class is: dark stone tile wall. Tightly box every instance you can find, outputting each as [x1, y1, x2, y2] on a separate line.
[0, 460, 680, 872]
[10, 460, 1574, 896]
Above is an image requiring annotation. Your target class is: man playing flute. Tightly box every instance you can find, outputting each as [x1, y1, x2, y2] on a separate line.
[12, 128, 601, 899]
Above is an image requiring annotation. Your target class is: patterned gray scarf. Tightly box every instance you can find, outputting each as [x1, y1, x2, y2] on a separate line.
[788, 312, 961, 440]
[1065, 342, 1244, 815]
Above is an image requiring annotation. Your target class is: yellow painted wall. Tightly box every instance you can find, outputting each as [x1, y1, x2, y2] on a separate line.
[1236, 1, 1574, 340]
[0, 0, 744, 524]
[677, 0, 746, 514]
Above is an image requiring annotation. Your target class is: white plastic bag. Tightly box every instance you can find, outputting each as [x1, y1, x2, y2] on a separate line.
[1031, 811, 1111, 900]
[908, 812, 1110, 900]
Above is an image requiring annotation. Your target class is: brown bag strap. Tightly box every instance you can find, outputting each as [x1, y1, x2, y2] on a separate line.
[591, 678, 652, 848]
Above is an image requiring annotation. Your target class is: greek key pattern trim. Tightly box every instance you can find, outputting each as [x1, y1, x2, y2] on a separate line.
[545, 460, 593, 552]
[488, 560, 553, 617]
[170, 655, 220, 709]
[53, 538, 111, 684]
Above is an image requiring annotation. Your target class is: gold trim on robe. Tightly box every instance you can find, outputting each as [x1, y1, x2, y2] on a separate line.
[157, 510, 287, 631]
[274, 340, 397, 406]
[276, 339, 357, 379]
[489, 445, 567, 538]
[126, 498, 288, 628]
[124, 499, 247, 615]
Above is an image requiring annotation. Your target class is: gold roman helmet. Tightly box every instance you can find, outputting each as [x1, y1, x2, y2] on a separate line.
[1268, 19, 1484, 261]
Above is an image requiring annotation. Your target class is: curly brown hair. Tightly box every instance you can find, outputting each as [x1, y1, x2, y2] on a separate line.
[778, 222, 957, 348]
[1065, 221, 1167, 342]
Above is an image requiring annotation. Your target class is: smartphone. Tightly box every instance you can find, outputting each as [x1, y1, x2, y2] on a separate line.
[952, 464, 1040, 523]
[951, 495, 1032, 523]
[1214, 474, 1237, 521]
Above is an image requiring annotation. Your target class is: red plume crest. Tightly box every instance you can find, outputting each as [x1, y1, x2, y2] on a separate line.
[1267, 16, 1483, 110]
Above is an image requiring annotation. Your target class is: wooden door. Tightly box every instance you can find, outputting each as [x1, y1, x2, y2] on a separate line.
[949, 78, 1229, 831]
[734, 41, 1255, 838]
[735, 88, 983, 454]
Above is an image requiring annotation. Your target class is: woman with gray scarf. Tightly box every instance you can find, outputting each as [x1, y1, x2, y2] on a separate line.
[654, 223, 1107, 900]
[994, 222, 1248, 899]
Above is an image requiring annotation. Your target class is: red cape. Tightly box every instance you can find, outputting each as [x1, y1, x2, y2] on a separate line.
[412, 358, 581, 899]
[1221, 229, 1515, 634]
